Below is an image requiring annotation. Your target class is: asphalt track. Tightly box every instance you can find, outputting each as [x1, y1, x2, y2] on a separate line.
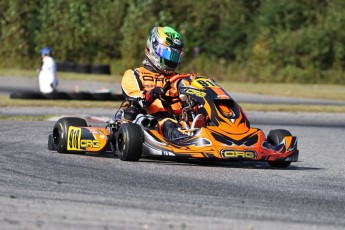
[1, 113, 345, 230]
[1, 75, 345, 229]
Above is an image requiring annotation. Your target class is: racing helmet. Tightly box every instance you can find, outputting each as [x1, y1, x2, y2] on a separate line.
[145, 26, 184, 75]
[40, 46, 52, 56]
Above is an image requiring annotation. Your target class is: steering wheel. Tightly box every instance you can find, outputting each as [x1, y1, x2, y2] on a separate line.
[162, 73, 193, 94]
[159, 74, 194, 120]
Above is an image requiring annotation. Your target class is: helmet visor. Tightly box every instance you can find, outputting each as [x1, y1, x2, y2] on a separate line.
[155, 43, 183, 63]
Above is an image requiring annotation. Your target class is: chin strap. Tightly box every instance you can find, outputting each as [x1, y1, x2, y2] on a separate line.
[143, 58, 176, 75]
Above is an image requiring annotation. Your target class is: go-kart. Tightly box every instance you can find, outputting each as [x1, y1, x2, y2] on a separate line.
[48, 74, 298, 168]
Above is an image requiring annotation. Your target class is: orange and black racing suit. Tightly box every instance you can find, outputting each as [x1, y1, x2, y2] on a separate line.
[121, 66, 186, 140]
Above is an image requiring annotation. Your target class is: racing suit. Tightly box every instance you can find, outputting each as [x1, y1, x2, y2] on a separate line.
[121, 61, 187, 140]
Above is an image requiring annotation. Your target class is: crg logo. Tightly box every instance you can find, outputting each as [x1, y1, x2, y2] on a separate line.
[80, 140, 100, 148]
[221, 149, 256, 159]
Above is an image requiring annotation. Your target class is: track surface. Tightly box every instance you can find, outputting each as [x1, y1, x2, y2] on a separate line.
[1, 114, 345, 229]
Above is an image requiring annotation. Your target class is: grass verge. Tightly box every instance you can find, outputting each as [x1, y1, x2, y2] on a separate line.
[1, 96, 345, 114]
[1, 68, 345, 101]
[0, 97, 122, 108]
[220, 81, 345, 101]
[240, 103, 345, 113]
[0, 115, 52, 121]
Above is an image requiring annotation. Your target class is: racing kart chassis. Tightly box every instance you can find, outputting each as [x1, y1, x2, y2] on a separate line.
[48, 74, 298, 168]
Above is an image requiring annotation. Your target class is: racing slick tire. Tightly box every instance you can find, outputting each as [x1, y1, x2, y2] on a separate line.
[43, 92, 71, 100]
[68, 92, 95, 101]
[10, 91, 45, 100]
[48, 134, 56, 151]
[116, 123, 143, 161]
[267, 129, 292, 168]
[52, 117, 87, 153]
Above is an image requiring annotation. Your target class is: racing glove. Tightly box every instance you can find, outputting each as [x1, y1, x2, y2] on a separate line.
[144, 87, 164, 105]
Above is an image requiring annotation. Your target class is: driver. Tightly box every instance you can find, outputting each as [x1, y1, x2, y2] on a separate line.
[121, 26, 188, 140]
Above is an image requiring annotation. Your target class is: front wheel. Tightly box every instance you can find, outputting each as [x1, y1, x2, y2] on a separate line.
[52, 117, 87, 153]
[267, 129, 292, 168]
[116, 123, 143, 161]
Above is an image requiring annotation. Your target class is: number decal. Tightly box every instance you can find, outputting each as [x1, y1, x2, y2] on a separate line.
[196, 79, 217, 87]
[68, 127, 81, 150]
[197, 80, 209, 87]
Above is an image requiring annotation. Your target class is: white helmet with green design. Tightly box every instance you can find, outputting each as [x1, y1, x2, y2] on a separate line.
[145, 26, 184, 75]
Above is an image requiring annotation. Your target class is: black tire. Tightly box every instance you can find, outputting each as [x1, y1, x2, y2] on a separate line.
[68, 92, 94, 100]
[56, 62, 67, 72]
[91, 64, 111, 75]
[116, 123, 143, 161]
[267, 129, 292, 168]
[52, 117, 87, 153]
[43, 92, 71, 100]
[10, 91, 45, 100]
[75, 63, 91, 74]
[91, 92, 114, 101]
[57, 62, 76, 72]
[48, 133, 56, 151]
[112, 94, 124, 101]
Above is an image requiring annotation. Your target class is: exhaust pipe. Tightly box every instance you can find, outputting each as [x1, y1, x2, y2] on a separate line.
[149, 118, 158, 128]
[138, 116, 158, 129]
[141, 118, 150, 127]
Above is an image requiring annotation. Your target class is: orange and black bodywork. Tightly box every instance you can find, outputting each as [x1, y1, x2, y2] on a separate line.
[139, 75, 298, 163]
[49, 75, 298, 167]
[141, 126, 298, 162]
[66, 126, 109, 153]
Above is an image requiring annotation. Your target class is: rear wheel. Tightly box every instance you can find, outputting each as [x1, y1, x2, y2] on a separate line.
[116, 123, 143, 161]
[267, 129, 292, 168]
[52, 117, 87, 153]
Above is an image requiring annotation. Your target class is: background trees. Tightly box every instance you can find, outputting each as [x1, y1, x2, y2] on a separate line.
[0, 0, 344, 83]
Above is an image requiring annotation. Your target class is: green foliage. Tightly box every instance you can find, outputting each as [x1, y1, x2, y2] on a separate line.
[0, 0, 344, 83]
[36, 0, 94, 62]
[247, 0, 345, 83]
[0, 0, 41, 67]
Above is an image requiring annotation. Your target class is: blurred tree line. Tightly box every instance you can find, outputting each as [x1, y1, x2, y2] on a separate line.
[0, 0, 344, 83]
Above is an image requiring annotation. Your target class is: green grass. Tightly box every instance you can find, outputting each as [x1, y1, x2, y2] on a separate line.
[1, 68, 345, 118]
[0, 96, 122, 108]
[0, 114, 52, 121]
[1, 67, 345, 101]
[2, 96, 345, 114]
[240, 103, 345, 113]
[220, 81, 345, 101]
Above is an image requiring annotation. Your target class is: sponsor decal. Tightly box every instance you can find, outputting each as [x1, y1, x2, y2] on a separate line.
[186, 88, 206, 97]
[67, 127, 101, 150]
[80, 140, 100, 148]
[221, 149, 256, 159]
[191, 78, 217, 88]
[68, 127, 81, 150]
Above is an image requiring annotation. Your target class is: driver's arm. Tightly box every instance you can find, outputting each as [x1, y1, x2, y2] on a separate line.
[121, 69, 163, 109]
[121, 69, 145, 99]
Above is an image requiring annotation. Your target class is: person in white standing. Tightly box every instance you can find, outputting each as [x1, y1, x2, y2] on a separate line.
[38, 47, 58, 93]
